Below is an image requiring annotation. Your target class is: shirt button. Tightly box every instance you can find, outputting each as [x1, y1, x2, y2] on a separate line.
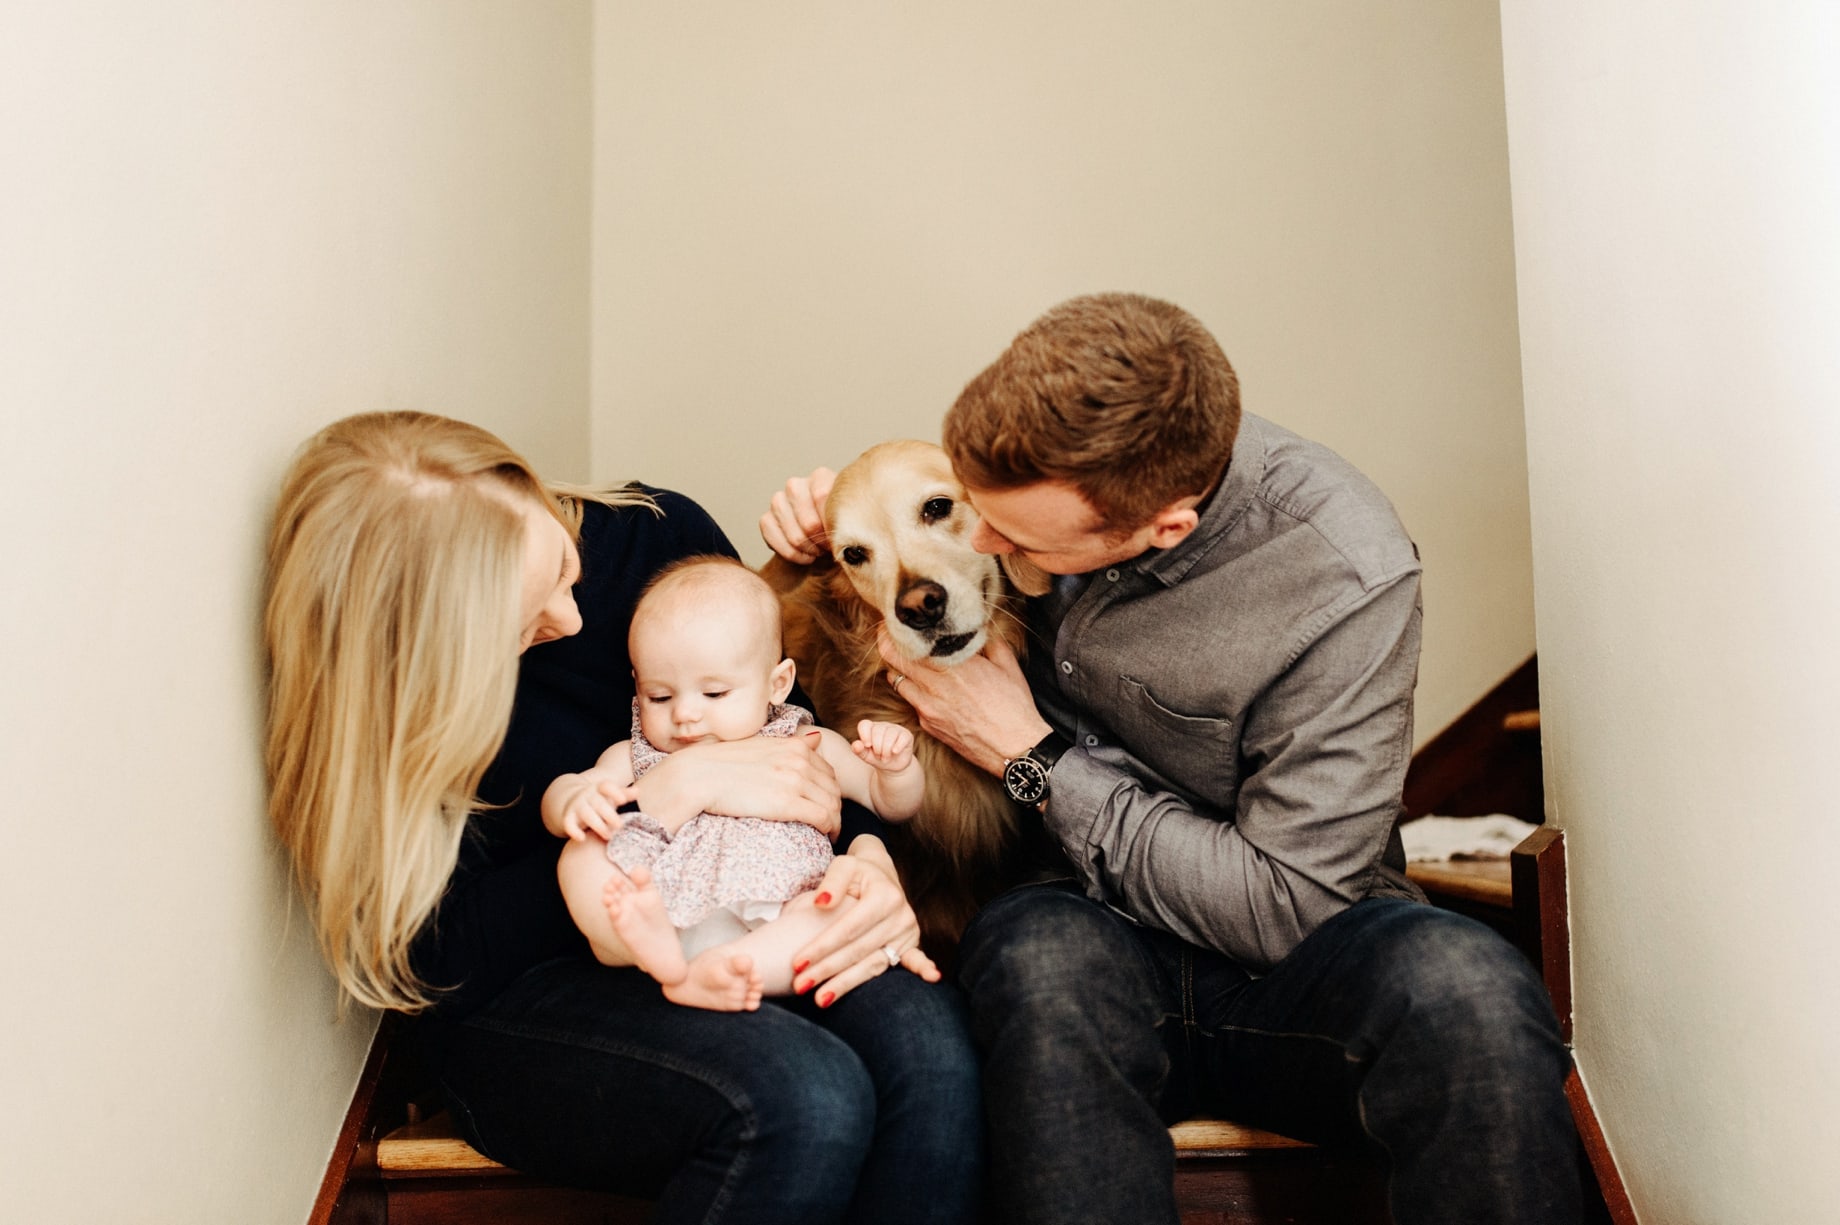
[1085, 735, 1098, 747]
[1106, 568, 1120, 581]
[1060, 660, 1074, 675]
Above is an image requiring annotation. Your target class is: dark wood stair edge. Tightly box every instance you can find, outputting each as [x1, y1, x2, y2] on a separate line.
[1513, 828, 1635, 1225]
[310, 1011, 397, 1225]
[1511, 826, 1571, 1044]
[1568, 1065, 1639, 1225]
[1403, 654, 1541, 820]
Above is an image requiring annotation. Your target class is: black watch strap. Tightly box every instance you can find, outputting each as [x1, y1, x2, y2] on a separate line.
[1027, 729, 1071, 773]
[1003, 730, 1072, 806]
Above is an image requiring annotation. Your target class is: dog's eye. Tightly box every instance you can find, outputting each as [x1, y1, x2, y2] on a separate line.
[841, 545, 869, 566]
[921, 496, 954, 524]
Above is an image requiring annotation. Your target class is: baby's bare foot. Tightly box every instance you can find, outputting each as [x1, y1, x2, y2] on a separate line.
[604, 867, 687, 985]
[664, 952, 765, 1012]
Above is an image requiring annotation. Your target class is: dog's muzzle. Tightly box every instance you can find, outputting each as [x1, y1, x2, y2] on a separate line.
[928, 631, 976, 658]
[895, 580, 948, 630]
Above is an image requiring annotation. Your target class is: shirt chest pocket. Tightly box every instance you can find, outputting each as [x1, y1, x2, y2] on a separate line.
[1114, 676, 1241, 806]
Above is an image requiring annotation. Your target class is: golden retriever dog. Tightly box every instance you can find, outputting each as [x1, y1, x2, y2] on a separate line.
[761, 440, 1049, 947]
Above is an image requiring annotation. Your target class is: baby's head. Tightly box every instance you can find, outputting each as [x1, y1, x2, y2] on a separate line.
[628, 556, 796, 752]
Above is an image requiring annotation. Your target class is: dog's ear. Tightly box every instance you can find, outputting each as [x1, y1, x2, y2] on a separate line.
[759, 551, 835, 594]
[998, 553, 1052, 598]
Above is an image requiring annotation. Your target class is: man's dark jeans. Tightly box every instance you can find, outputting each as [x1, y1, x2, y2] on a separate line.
[426, 955, 983, 1225]
[959, 883, 1581, 1225]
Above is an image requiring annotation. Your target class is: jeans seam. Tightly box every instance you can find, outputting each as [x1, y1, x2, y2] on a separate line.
[458, 1013, 759, 1223]
[1180, 947, 1198, 1067]
[1353, 1090, 1400, 1221]
[1211, 1021, 1357, 1053]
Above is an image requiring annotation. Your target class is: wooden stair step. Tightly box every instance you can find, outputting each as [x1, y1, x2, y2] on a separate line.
[365, 1111, 1388, 1225]
[1168, 1117, 1315, 1154]
[376, 1112, 1315, 1179]
[1406, 855, 1512, 908]
[376, 1115, 508, 1177]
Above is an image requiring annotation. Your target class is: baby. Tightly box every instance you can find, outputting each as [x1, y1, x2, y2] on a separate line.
[545, 556, 930, 1010]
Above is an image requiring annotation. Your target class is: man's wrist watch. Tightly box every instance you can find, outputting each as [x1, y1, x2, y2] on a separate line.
[1002, 730, 1071, 806]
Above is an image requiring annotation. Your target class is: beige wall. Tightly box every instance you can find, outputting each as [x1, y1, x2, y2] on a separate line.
[0, 4, 590, 1221]
[1500, 3, 1840, 1220]
[592, 0, 1535, 744]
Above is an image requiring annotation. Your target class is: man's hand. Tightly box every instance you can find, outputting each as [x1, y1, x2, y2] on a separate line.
[760, 467, 837, 563]
[877, 626, 1052, 775]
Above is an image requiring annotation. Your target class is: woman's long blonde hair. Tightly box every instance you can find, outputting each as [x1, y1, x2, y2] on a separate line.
[263, 411, 626, 1011]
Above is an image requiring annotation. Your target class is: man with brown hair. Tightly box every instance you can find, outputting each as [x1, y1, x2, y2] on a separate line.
[763, 293, 1579, 1225]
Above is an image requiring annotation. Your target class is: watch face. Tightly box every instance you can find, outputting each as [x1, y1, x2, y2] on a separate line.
[1003, 756, 1048, 805]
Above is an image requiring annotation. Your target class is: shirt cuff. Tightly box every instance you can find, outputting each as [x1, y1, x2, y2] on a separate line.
[1039, 747, 1119, 892]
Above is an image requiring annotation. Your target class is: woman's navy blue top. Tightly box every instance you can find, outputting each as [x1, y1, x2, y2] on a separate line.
[409, 489, 878, 1018]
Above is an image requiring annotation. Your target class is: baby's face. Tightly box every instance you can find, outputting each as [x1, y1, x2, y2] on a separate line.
[630, 605, 783, 752]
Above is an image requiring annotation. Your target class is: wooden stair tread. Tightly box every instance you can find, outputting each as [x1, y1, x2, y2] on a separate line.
[376, 1115, 508, 1175]
[377, 1112, 1312, 1177]
[1406, 856, 1512, 908]
[1167, 1117, 1314, 1152]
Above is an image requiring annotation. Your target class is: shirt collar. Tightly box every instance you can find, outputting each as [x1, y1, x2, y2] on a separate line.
[1131, 413, 1266, 588]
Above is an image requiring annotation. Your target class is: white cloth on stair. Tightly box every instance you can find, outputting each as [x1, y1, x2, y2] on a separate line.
[1400, 814, 1540, 863]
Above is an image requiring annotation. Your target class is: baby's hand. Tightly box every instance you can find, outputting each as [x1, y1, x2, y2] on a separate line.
[852, 720, 916, 772]
[557, 777, 634, 840]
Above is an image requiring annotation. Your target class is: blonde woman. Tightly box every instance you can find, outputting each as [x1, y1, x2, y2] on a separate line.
[265, 411, 981, 1225]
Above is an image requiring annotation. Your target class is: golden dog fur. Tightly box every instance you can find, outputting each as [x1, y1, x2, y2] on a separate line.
[761, 440, 1049, 947]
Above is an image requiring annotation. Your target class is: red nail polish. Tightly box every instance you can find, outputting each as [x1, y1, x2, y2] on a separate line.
[817, 991, 834, 1008]
[792, 959, 809, 974]
[814, 892, 832, 907]
[795, 979, 812, 994]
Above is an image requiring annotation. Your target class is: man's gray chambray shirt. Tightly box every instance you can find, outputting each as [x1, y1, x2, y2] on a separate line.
[1030, 412, 1426, 973]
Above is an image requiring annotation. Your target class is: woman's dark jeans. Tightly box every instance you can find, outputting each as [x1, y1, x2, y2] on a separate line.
[428, 955, 983, 1225]
[958, 884, 1581, 1225]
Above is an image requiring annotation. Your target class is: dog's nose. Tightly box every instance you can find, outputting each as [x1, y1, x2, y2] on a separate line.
[895, 581, 948, 630]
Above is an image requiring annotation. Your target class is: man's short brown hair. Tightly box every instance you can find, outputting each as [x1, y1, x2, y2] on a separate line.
[943, 293, 1241, 528]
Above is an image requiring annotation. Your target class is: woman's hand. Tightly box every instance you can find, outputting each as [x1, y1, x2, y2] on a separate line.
[630, 732, 843, 838]
[759, 466, 837, 564]
[792, 835, 939, 1006]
